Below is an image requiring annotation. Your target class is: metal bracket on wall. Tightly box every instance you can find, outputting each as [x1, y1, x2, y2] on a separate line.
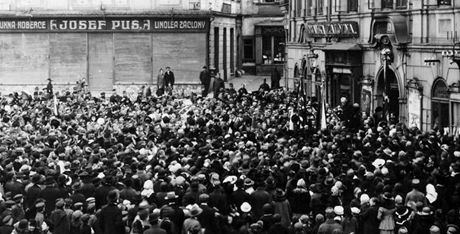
[451, 42, 460, 69]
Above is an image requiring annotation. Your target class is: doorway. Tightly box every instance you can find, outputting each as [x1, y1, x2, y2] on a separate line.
[376, 67, 400, 119]
[88, 34, 114, 92]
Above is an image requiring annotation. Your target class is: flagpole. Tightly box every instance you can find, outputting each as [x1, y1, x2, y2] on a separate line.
[320, 73, 327, 130]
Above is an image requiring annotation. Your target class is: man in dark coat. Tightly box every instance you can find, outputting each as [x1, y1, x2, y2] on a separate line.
[49, 199, 70, 234]
[144, 213, 166, 234]
[24, 174, 42, 210]
[160, 192, 185, 234]
[199, 66, 211, 97]
[39, 176, 66, 217]
[251, 183, 272, 218]
[197, 194, 220, 234]
[99, 190, 125, 234]
[3, 173, 24, 196]
[0, 215, 14, 234]
[259, 79, 270, 92]
[95, 177, 116, 210]
[270, 68, 281, 89]
[317, 207, 342, 234]
[213, 73, 225, 98]
[360, 197, 380, 234]
[79, 172, 96, 199]
[164, 67, 175, 90]
[230, 181, 253, 209]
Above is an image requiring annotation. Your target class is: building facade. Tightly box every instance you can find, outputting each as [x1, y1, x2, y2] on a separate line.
[0, 0, 285, 94]
[0, 0, 242, 94]
[284, 0, 460, 131]
[240, 0, 285, 75]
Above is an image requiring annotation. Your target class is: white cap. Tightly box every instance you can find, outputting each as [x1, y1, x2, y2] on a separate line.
[240, 202, 252, 213]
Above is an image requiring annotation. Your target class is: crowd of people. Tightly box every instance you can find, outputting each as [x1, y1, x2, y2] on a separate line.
[0, 78, 459, 234]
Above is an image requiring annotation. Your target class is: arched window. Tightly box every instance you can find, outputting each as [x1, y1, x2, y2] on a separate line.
[431, 78, 449, 130]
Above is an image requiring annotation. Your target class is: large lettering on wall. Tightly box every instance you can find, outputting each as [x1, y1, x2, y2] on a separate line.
[305, 21, 359, 38]
[0, 17, 209, 32]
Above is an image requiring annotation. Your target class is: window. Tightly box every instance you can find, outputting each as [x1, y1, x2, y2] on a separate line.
[306, 0, 312, 16]
[317, 0, 323, 15]
[438, 0, 451, 6]
[243, 38, 254, 61]
[348, 0, 358, 11]
[438, 18, 452, 36]
[382, 0, 393, 9]
[396, 0, 407, 8]
[296, 0, 302, 17]
[261, 27, 285, 64]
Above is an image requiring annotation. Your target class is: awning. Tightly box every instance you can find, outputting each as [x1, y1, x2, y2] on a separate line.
[255, 20, 284, 27]
[322, 43, 361, 51]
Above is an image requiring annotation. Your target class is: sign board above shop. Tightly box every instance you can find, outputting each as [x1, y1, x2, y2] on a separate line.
[0, 17, 209, 33]
[306, 21, 359, 38]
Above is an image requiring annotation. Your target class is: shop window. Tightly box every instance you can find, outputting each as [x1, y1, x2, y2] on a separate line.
[243, 38, 254, 61]
[438, 0, 451, 6]
[382, 0, 393, 9]
[261, 27, 285, 64]
[262, 35, 285, 64]
[396, 0, 407, 8]
[348, 0, 358, 12]
[431, 78, 449, 130]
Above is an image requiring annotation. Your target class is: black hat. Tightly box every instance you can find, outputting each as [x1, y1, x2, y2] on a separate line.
[16, 219, 28, 231]
[44, 176, 55, 185]
[106, 190, 118, 203]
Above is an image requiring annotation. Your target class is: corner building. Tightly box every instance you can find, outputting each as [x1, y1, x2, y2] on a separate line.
[0, 0, 241, 94]
[284, 0, 460, 131]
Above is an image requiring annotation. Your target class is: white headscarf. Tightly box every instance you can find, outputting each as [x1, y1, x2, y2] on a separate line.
[141, 180, 154, 198]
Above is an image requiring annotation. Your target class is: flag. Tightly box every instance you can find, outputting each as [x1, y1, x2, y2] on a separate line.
[53, 94, 58, 116]
[320, 82, 327, 130]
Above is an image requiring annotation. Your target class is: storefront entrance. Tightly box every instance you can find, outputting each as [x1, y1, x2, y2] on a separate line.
[431, 78, 449, 130]
[376, 68, 400, 119]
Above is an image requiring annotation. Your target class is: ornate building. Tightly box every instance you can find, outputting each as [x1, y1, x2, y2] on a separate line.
[284, 0, 460, 131]
[0, 0, 285, 94]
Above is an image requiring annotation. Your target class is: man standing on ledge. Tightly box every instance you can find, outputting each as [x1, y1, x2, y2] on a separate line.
[200, 66, 210, 97]
[164, 66, 175, 92]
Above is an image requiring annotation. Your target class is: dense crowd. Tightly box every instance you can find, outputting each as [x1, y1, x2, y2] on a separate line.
[0, 80, 459, 234]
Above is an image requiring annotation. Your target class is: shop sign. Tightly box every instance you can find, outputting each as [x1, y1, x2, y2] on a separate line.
[407, 88, 422, 129]
[306, 21, 359, 38]
[0, 17, 208, 32]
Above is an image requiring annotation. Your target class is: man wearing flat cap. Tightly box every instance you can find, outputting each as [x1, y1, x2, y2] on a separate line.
[25, 174, 42, 210]
[99, 190, 124, 234]
[11, 194, 25, 223]
[49, 198, 70, 234]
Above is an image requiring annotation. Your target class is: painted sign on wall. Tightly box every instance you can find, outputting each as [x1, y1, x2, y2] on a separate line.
[0, 17, 209, 32]
[305, 21, 359, 38]
[408, 88, 422, 129]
